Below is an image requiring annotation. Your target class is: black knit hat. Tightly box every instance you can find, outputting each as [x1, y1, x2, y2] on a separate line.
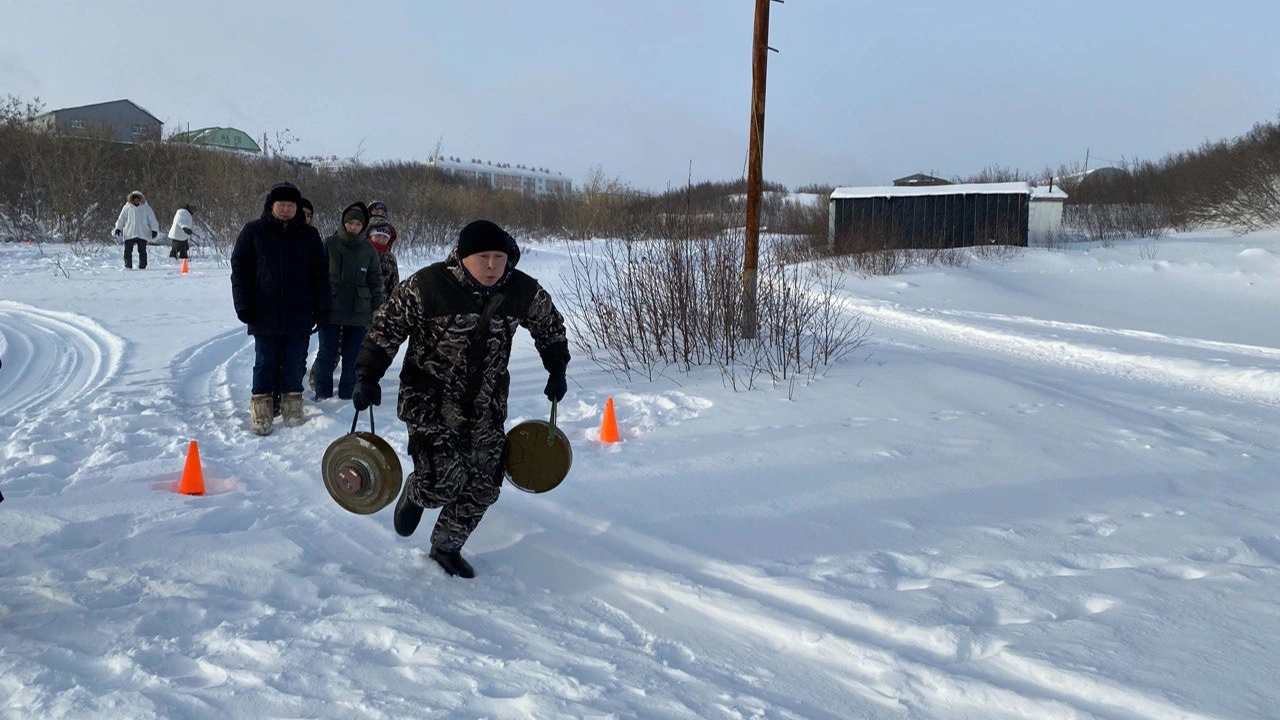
[266, 182, 302, 206]
[368, 200, 389, 219]
[298, 197, 314, 214]
[457, 219, 518, 261]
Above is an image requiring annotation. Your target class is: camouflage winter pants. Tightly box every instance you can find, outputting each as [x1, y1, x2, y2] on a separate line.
[405, 422, 506, 551]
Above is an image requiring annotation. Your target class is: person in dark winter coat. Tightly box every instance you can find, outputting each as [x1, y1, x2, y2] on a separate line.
[353, 219, 568, 578]
[114, 190, 160, 269]
[368, 221, 400, 299]
[313, 202, 384, 400]
[230, 182, 331, 435]
[281, 195, 317, 416]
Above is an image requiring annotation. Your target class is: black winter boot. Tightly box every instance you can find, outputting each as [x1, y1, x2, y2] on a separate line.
[393, 485, 423, 537]
[429, 547, 475, 578]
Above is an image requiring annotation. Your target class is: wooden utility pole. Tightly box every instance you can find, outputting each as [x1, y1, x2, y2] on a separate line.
[741, 0, 778, 339]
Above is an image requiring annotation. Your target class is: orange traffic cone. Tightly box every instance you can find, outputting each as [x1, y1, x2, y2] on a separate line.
[178, 440, 205, 495]
[599, 397, 620, 444]
[180, 258, 189, 274]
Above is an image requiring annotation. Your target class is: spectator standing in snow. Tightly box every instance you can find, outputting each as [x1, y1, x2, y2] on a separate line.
[352, 220, 569, 579]
[230, 182, 331, 435]
[279, 195, 318, 416]
[365, 199, 401, 298]
[313, 202, 383, 400]
[167, 205, 195, 260]
[368, 220, 400, 299]
[113, 190, 160, 269]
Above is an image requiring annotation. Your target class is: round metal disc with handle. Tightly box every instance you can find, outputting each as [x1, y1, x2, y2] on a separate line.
[505, 400, 573, 493]
[321, 409, 403, 514]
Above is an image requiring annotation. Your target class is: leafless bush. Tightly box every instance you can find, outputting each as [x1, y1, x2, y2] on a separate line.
[1063, 203, 1170, 243]
[833, 248, 913, 276]
[969, 243, 1023, 264]
[1067, 114, 1280, 234]
[562, 218, 868, 391]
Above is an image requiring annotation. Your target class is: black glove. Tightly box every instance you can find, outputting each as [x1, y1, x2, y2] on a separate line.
[353, 380, 381, 411]
[113, 229, 122, 236]
[544, 372, 567, 403]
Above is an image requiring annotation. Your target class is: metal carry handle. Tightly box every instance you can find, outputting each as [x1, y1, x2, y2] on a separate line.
[349, 407, 376, 436]
[547, 400, 558, 446]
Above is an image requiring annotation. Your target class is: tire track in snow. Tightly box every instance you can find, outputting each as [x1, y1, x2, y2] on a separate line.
[521, 502, 1223, 720]
[0, 300, 125, 418]
[840, 296, 1280, 406]
[929, 307, 1280, 361]
[169, 326, 255, 448]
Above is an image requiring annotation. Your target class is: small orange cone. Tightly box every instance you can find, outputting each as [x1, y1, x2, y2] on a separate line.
[599, 397, 620, 444]
[178, 440, 205, 495]
[180, 258, 189, 274]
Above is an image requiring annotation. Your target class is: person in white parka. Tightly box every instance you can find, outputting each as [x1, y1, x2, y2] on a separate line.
[168, 204, 196, 260]
[113, 190, 160, 269]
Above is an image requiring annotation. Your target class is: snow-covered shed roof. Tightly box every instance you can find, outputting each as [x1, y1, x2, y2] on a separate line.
[831, 182, 1031, 200]
[1029, 185, 1069, 201]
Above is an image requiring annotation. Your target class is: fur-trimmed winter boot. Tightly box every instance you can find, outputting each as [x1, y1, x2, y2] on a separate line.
[281, 392, 306, 427]
[250, 394, 274, 436]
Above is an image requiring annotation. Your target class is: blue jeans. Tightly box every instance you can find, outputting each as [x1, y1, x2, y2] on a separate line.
[314, 324, 367, 399]
[252, 333, 310, 395]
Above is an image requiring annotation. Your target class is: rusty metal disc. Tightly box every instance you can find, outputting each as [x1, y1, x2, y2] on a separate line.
[321, 430, 403, 514]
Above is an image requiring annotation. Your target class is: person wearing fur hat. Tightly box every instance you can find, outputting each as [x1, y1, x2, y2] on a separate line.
[352, 219, 568, 579]
[368, 220, 400, 299]
[312, 202, 384, 401]
[113, 190, 160, 269]
[230, 182, 331, 435]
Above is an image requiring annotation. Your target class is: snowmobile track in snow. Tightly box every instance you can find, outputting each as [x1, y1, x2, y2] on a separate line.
[169, 326, 255, 448]
[839, 296, 1280, 406]
[0, 300, 125, 418]
[520, 502, 1221, 720]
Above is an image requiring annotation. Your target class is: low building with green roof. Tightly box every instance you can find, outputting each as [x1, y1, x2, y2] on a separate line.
[169, 126, 262, 154]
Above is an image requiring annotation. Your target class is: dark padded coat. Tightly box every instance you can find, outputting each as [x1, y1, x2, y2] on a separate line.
[323, 202, 384, 326]
[230, 191, 331, 336]
[355, 252, 569, 432]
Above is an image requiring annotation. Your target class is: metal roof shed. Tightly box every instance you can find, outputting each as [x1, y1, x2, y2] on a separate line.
[829, 182, 1031, 251]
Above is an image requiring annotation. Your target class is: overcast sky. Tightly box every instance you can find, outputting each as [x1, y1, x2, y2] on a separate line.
[3, 1, 1278, 191]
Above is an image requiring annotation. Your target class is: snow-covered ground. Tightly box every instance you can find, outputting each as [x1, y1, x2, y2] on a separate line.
[1, 231, 1278, 719]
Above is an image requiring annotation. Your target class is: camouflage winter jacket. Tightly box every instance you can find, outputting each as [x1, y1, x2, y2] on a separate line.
[378, 250, 400, 299]
[355, 252, 569, 433]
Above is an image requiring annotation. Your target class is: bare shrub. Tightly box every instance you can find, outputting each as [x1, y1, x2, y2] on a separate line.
[969, 243, 1023, 264]
[562, 223, 868, 391]
[1066, 114, 1280, 235]
[1063, 203, 1170, 243]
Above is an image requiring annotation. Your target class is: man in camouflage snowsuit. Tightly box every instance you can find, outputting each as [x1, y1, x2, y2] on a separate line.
[353, 220, 569, 579]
